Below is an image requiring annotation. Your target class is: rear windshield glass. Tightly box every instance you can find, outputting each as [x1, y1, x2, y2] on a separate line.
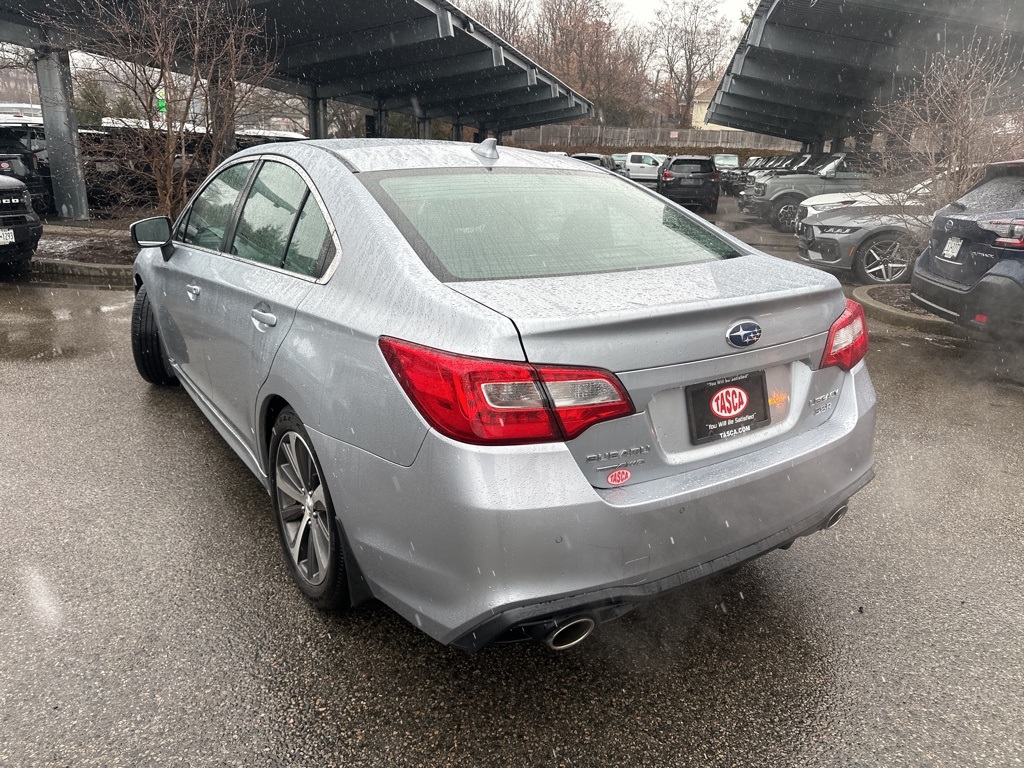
[957, 175, 1024, 211]
[670, 159, 714, 174]
[364, 168, 741, 282]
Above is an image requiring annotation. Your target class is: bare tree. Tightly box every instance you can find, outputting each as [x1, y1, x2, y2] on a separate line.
[40, 0, 278, 216]
[868, 35, 1024, 210]
[0, 43, 32, 73]
[460, 0, 534, 47]
[655, 0, 730, 128]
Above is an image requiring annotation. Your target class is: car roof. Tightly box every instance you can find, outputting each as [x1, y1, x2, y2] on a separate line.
[669, 155, 712, 160]
[234, 138, 604, 175]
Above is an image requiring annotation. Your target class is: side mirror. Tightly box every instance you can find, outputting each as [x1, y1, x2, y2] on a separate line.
[131, 216, 174, 260]
[820, 167, 837, 179]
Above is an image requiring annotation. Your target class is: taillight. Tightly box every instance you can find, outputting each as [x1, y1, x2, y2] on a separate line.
[978, 219, 1024, 248]
[661, 170, 674, 181]
[820, 299, 869, 371]
[711, 171, 720, 182]
[379, 338, 634, 445]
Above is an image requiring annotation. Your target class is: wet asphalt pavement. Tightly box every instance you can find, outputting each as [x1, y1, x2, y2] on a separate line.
[1, 278, 1023, 767]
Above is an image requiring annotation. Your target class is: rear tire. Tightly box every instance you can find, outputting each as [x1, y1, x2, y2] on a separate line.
[270, 407, 349, 611]
[131, 284, 178, 385]
[853, 233, 914, 284]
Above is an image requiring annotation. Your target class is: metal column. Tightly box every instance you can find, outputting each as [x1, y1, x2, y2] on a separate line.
[34, 46, 88, 220]
[416, 118, 432, 140]
[308, 94, 327, 139]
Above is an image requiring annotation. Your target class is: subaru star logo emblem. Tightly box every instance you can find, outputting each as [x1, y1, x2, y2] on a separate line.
[727, 321, 762, 348]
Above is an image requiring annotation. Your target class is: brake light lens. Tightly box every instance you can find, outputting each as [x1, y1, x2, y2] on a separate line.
[820, 299, 869, 371]
[978, 219, 1024, 248]
[711, 171, 720, 182]
[379, 338, 634, 445]
[661, 170, 674, 181]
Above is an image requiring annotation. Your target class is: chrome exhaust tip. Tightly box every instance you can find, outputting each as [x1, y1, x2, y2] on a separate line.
[824, 503, 849, 529]
[544, 617, 596, 651]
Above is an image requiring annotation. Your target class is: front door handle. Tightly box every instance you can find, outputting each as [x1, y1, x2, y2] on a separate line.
[186, 284, 201, 300]
[251, 308, 278, 327]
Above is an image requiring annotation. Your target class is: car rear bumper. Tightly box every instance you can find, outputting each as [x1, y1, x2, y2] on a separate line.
[0, 215, 42, 262]
[308, 362, 876, 650]
[660, 182, 719, 204]
[911, 251, 1024, 335]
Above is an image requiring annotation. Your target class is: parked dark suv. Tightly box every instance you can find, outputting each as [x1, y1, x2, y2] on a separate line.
[0, 126, 52, 214]
[911, 160, 1024, 337]
[0, 175, 43, 269]
[656, 155, 720, 213]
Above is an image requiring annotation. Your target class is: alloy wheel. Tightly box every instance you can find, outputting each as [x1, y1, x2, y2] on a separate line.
[274, 431, 332, 586]
[862, 239, 910, 283]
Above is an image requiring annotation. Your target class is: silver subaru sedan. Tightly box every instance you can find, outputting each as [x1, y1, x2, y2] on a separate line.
[129, 139, 876, 652]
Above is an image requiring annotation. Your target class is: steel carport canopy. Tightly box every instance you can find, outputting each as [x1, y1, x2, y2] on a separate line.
[0, 0, 594, 133]
[707, 0, 1023, 144]
[257, 0, 593, 132]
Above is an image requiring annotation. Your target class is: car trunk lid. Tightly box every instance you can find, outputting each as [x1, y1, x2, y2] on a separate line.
[449, 253, 843, 373]
[449, 255, 849, 488]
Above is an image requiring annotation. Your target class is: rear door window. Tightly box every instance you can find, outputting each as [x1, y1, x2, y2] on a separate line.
[230, 160, 308, 267]
[283, 195, 334, 277]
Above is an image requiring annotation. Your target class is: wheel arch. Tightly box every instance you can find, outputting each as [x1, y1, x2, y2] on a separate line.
[769, 190, 805, 204]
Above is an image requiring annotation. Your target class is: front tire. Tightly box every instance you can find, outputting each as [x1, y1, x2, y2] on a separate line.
[131, 284, 177, 385]
[769, 195, 803, 232]
[270, 407, 349, 610]
[853, 233, 914, 284]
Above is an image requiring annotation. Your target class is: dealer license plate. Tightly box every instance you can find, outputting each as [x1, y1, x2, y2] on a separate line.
[0, 229, 14, 245]
[686, 371, 771, 445]
[940, 236, 962, 261]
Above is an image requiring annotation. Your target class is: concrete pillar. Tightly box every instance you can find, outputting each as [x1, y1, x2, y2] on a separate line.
[416, 118, 431, 140]
[494, 131, 504, 146]
[34, 46, 88, 220]
[307, 95, 327, 139]
[451, 119, 462, 141]
[830, 136, 846, 152]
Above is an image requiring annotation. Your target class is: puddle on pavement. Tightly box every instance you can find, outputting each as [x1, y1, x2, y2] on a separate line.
[0, 281, 133, 362]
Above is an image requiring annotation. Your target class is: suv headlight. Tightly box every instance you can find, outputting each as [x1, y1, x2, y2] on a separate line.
[754, 183, 767, 196]
[23, 191, 32, 211]
[820, 226, 859, 235]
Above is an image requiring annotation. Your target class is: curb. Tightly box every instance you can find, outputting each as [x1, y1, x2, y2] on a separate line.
[852, 285, 967, 339]
[31, 257, 133, 287]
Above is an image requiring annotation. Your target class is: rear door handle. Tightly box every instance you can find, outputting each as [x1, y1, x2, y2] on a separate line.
[186, 284, 201, 299]
[251, 308, 278, 327]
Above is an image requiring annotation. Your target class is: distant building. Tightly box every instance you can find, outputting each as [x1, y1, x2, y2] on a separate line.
[692, 83, 739, 131]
